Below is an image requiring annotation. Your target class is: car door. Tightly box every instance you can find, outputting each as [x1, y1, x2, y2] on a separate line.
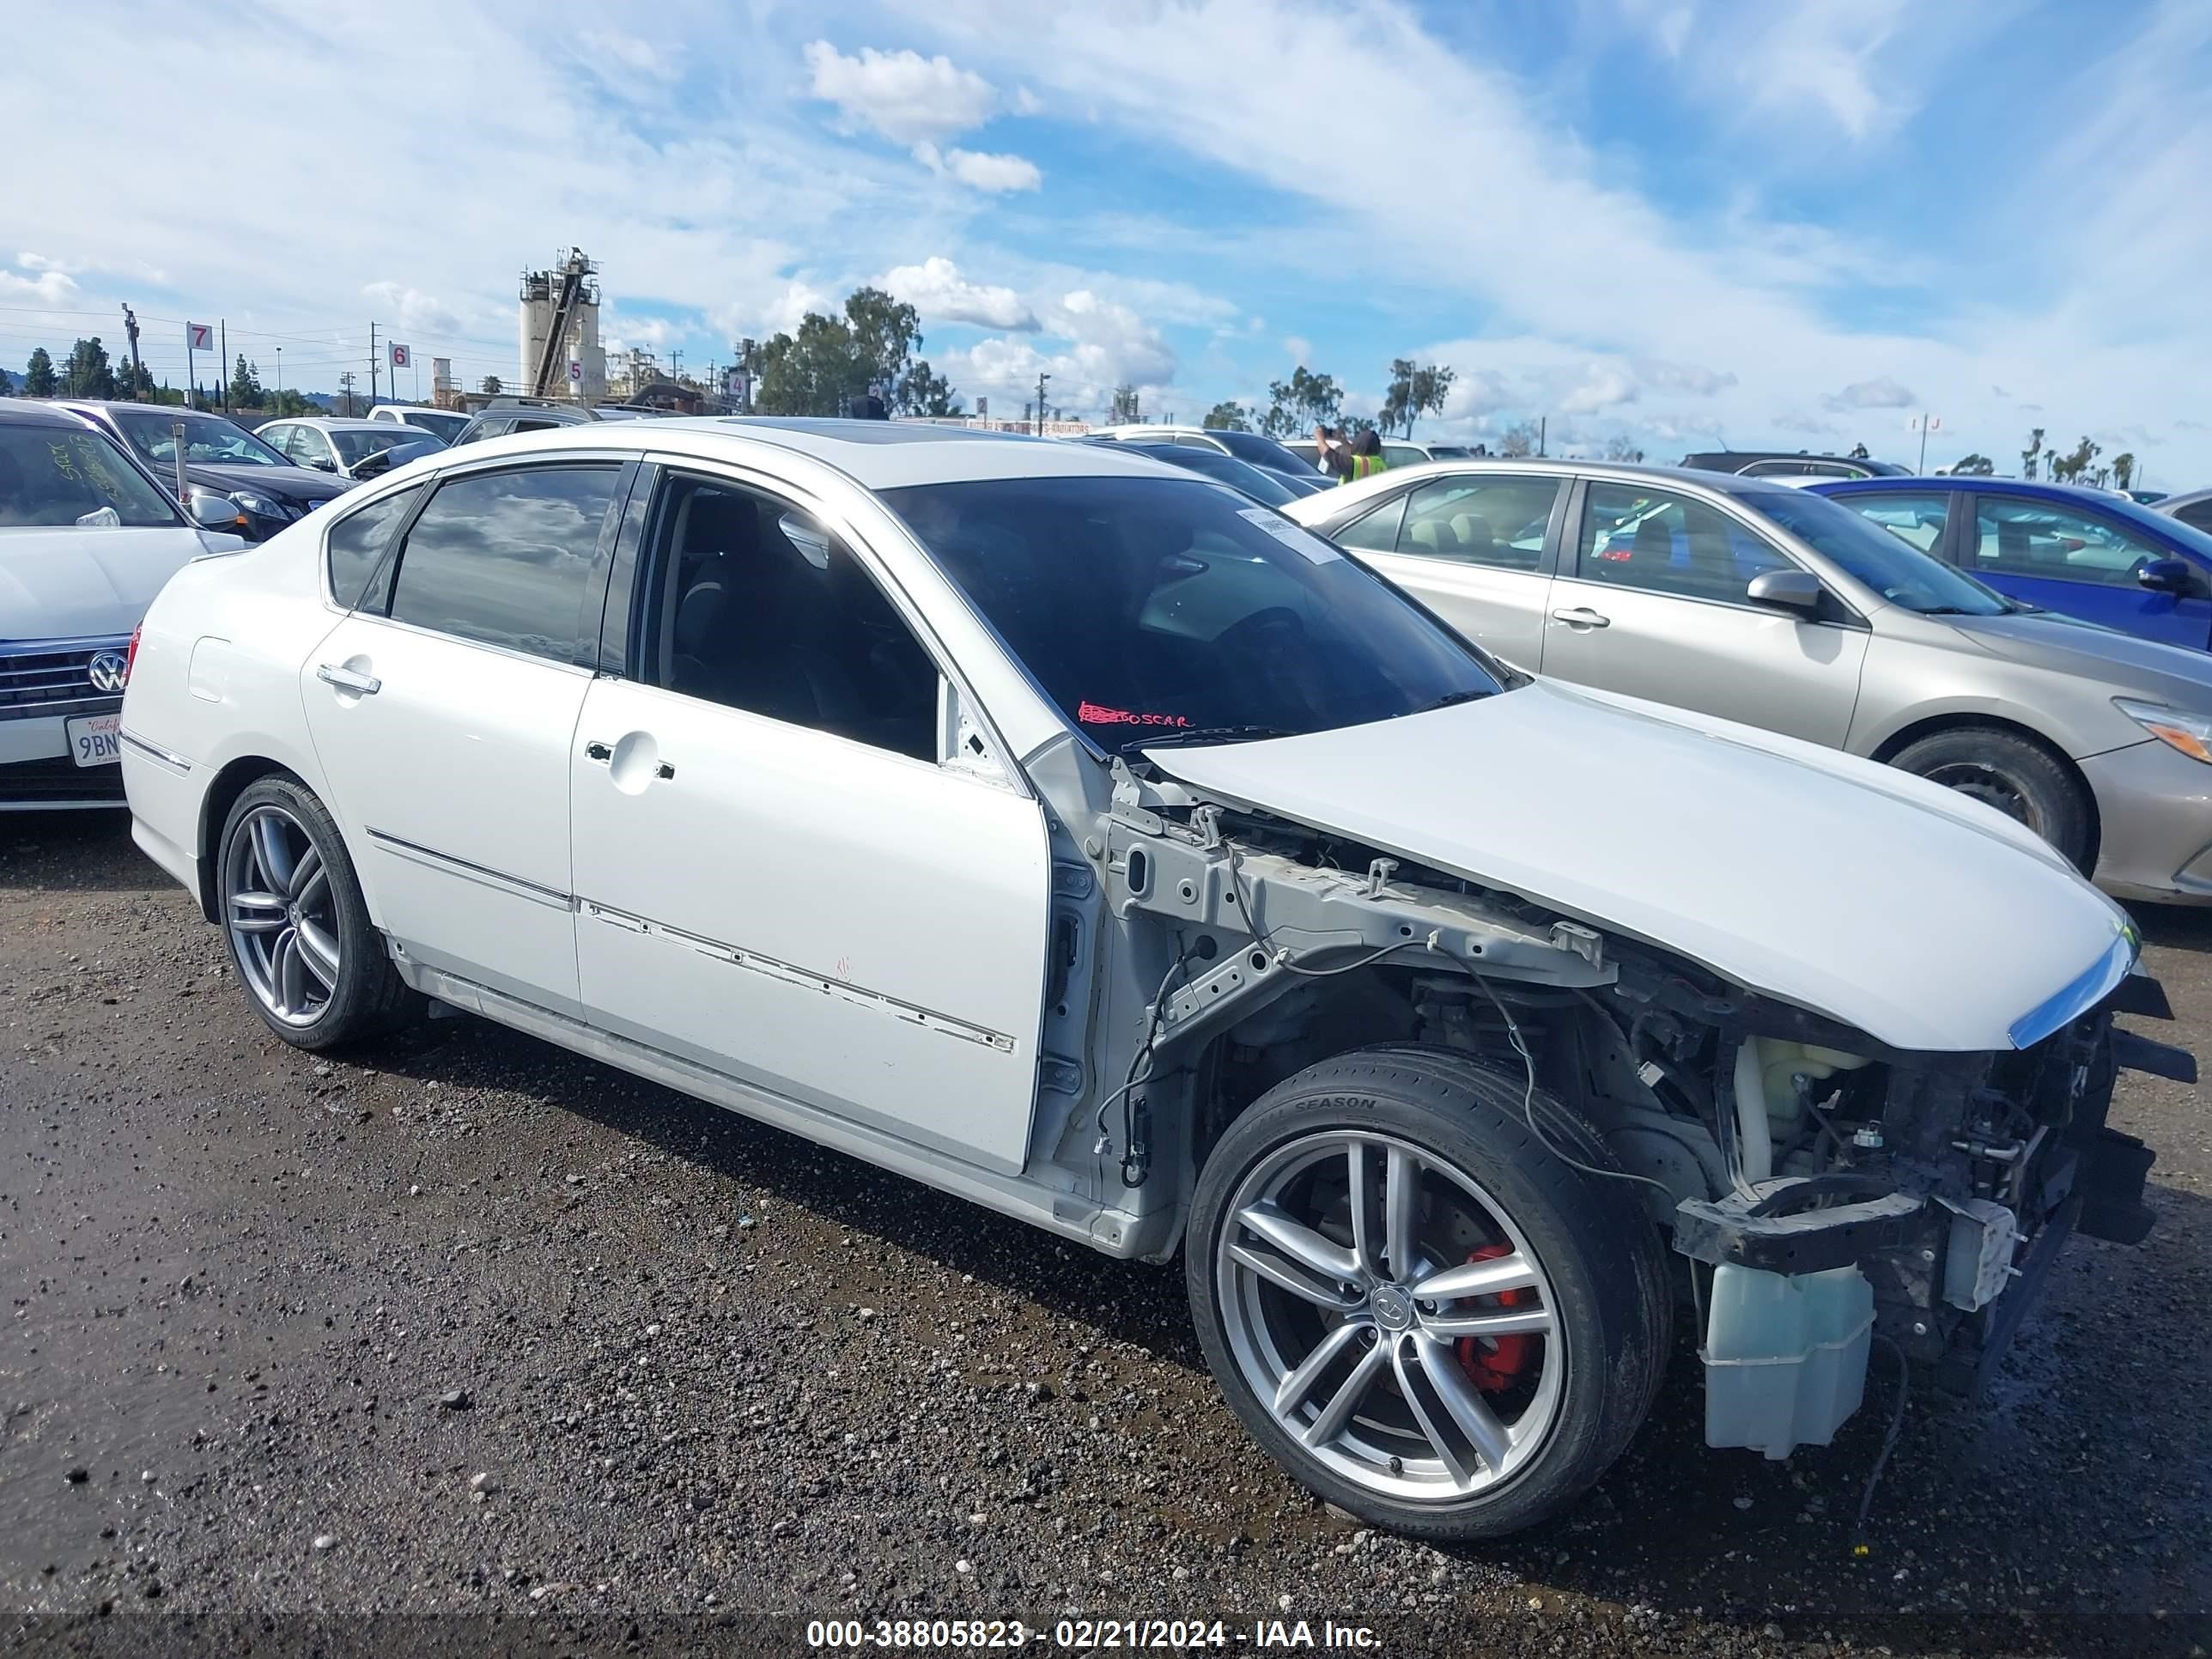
[567, 465, 1053, 1175]
[1335, 474, 1565, 670]
[1540, 477, 1869, 746]
[1961, 490, 2212, 649]
[300, 456, 632, 1018]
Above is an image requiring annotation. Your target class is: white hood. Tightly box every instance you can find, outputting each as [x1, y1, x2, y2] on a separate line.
[1146, 680, 2135, 1054]
[0, 526, 233, 641]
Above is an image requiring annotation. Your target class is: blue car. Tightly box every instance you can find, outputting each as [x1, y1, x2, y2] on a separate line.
[1809, 476, 2212, 651]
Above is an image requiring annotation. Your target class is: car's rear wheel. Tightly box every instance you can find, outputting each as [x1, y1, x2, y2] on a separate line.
[217, 775, 419, 1049]
[1888, 727, 2094, 872]
[1186, 1046, 1672, 1540]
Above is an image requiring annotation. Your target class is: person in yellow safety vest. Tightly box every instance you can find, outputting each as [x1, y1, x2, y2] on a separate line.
[1342, 426, 1389, 483]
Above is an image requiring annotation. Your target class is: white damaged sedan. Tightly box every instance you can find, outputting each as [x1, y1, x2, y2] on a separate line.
[118, 419, 2185, 1538]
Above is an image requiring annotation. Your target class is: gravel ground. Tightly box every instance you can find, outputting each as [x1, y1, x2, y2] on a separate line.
[3, 813, 2208, 1658]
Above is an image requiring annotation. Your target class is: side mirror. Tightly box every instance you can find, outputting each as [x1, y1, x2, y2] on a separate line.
[306, 453, 337, 472]
[1746, 568, 1826, 617]
[188, 495, 240, 529]
[2136, 556, 2195, 595]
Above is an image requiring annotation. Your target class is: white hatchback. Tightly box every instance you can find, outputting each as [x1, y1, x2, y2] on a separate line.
[117, 416, 2178, 1540]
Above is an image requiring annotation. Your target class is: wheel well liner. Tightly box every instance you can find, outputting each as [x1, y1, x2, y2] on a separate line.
[194, 757, 298, 921]
[1868, 713, 2100, 866]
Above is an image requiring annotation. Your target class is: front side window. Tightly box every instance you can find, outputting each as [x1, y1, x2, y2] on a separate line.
[383, 465, 619, 660]
[325, 484, 424, 611]
[636, 474, 939, 761]
[1972, 496, 2177, 588]
[1577, 483, 1790, 602]
[1394, 477, 1557, 569]
[887, 474, 1507, 750]
[1828, 489, 1950, 554]
[115, 410, 289, 470]
[0, 422, 184, 528]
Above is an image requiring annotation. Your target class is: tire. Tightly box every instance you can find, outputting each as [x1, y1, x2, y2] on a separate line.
[216, 775, 420, 1050]
[1186, 1044, 1674, 1541]
[1888, 727, 2094, 871]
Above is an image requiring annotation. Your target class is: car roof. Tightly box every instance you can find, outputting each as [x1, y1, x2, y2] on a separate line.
[268, 417, 389, 432]
[2156, 484, 2212, 514]
[0, 397, 99, 428]
[421, 416, 1197, 490]
[1808, 474, 2153, 506]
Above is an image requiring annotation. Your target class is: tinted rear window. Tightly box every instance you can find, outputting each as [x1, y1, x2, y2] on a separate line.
[325, 484, 424, 610]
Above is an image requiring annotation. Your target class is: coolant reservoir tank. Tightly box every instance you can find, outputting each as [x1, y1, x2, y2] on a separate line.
[1703, 1263, 1874, 1459]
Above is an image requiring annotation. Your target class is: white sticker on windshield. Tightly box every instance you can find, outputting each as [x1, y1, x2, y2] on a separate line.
[1237, 505, 1340, 564]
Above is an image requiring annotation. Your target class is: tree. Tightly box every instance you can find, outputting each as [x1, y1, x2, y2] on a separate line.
[2021, 427, 2045, 481]
[1498, 419, 1540, 458]
[2112, 452, 2137, 490]
[896, 358, 961, 417]
[1379, 359, 1456, 437]
[0, 365, 11, 396]
[752, 287, 928, 417]
[22, 347, 58, 398]
[2048, 434, 2101, 483]
[1949, 453, 1996, 475]
[63, 337, 116, 399]
[1261, 366, 1342, 439]
[112, 358, 155, 399]
[1202, 400, 1252, 431]
[228, 354, 264, 408]
[1602, 434, 1644, 462]
[480, 374, 503, 396]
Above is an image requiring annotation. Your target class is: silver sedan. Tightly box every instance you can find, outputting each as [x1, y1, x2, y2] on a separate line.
[1286, 459, 2212, 904]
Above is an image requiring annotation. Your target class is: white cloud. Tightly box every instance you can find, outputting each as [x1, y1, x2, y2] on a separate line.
[1828, 376, 1917, 410]
[803, 41, 999, 146]
[17, 252, 75, 274]
[943, 148, 1041, 191]
[1634, 358, 1738, 397]
[1282, 336, 1312, 365]
[362, 281, 463, 337]
[0, 266, 79, 304]
[945, 287, 1180, 413]
[878, 258, 1038, 331]
[1557, 362, 1639, 415]
[580, 26, 672, 79]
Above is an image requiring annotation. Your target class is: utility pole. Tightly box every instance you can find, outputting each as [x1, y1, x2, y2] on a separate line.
[1538, 416, 1547, 458]
[121, 304, 143, 401]
[369, 321, 380, 405]
[338, 370, 357, 417]
[220, 319, 229, 412]
[276, 346, 283, 404]
[1035, 370, 1050, 435]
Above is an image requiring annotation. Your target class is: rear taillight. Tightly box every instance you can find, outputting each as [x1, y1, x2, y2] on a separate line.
[124, 624, 142, 686]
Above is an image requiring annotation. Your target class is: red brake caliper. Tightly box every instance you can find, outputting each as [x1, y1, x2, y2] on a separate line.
[1455, 1242, 1534, 1394]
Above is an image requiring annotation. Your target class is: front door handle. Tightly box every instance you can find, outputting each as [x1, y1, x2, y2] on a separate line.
[315, 663, 381, 695]
[1550, 606, 1612, 629]
[583, 739, 612, 763]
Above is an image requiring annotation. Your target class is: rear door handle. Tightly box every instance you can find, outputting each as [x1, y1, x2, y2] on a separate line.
[315, 663, 381, 694]
[1550, 607, 1611, 629]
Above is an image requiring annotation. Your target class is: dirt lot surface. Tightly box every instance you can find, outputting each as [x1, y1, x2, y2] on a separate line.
[3, 813, 2207, 1658]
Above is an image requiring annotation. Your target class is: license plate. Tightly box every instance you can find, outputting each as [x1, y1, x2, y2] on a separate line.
[66, 713, 122, 768]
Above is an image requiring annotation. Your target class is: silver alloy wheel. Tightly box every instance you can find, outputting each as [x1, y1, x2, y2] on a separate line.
[223, 804, 341, 1027]
[1216, 1130, 1566, 1502]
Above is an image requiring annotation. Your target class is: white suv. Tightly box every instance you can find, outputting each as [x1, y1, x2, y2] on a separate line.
[116, 416, 2172, 1539]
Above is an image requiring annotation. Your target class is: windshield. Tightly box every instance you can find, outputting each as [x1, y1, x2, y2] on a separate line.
[1212, 429, 1316, 477]
[1741, 484, 2009, 615]
[116, 410, 287, 469]
[0, 422, 185, 528]
[1148, 446, 1300, 507]
[1424, 446, 1474, 459]
[334, 428, 441, 465]
[886, 475, 1507, 750]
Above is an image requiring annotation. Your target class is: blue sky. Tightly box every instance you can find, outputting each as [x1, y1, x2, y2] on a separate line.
[6, 0, 2209, 480]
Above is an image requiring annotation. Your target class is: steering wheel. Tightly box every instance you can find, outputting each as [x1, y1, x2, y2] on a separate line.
[1214, 606, 1307, 657]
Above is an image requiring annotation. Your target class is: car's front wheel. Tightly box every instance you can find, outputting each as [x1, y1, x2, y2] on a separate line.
[1186, 1045, 1673, 1540]
[217, 775, 419, 1049]
[1888, 727, 2094, 872]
